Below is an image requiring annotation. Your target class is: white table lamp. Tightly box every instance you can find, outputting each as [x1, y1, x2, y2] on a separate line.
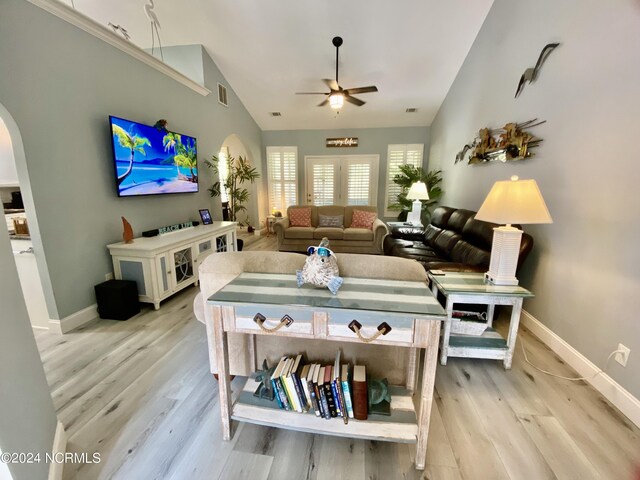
[475, 175, 552, 285]
[406, 181, 429, 225]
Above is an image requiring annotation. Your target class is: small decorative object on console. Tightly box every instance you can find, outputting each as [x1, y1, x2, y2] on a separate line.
[296, 237, 343, 295]
[368, 378, 391, 416]
[199, 209, 213, 225]
[121, 216, 134, 243]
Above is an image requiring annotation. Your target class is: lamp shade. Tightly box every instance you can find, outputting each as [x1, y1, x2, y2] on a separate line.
[475, 176, 552, 225]
[406, 181, 430, 200]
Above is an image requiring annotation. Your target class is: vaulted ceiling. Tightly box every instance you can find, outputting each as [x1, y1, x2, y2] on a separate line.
[64, 0, 494, 130]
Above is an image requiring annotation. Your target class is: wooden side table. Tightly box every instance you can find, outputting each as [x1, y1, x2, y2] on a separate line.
[266, 216, 283, 236]
[428, 272, 533, 369]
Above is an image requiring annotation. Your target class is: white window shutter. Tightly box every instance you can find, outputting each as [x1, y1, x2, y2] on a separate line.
[312, 163, 335, 206]
[267, 146, 298, 214]
[385, 144, 424, 216]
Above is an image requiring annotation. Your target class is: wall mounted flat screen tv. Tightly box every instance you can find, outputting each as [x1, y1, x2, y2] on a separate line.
[109, 115, 198, 197]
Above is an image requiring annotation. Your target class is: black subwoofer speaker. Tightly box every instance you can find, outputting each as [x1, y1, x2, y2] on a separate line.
[94, 280, 140, 320]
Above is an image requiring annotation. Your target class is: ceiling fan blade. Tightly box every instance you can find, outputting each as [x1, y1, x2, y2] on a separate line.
[322, 78, 339, 91]
[296, 92, 329, 95]
[344, 86, 378, 95]
[318, 98, 329, 107]
[345, 95, 365, 106]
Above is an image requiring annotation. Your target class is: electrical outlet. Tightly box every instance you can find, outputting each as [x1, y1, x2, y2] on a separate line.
[105, 272, 114, 281]
[615, 343, 630, 367]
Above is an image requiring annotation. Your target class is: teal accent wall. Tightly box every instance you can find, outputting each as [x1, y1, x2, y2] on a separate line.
[0, 0, 262, 319]
[262, 127, 430, 220]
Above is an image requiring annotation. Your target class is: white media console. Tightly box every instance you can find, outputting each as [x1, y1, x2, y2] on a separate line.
[107, 222, 237, 309]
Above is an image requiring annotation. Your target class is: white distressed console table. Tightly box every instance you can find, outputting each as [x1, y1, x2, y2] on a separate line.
[108, 222, 237, 309]
[207, 272, 446, 470]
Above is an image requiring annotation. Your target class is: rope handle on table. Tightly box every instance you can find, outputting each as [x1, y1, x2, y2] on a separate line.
[253, 313, 294, 333]
[348, 320, 392, 343]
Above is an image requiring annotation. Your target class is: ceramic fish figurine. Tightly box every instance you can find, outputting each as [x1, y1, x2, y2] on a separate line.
[296, 237, 343, 295]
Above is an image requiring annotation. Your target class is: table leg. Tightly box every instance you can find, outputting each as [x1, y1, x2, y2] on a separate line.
[406, 347, 418, 393]
[503, 299, 523, 370]
[486, 303, 495, 327]
[439, 297, 454, 365]
[415, 320, 441, 470]
[248, 334, 257, 372]
[213, 305, 232, 440]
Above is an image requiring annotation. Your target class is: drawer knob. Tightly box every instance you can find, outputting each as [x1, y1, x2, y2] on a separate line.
[348, 320, 392, 343]
[253, 313, 294, 333]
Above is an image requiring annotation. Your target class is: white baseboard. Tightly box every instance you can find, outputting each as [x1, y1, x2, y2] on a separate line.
[48, 421, 66, 480]
[49, 304, 98, 334]
[521, 309, 640, 428]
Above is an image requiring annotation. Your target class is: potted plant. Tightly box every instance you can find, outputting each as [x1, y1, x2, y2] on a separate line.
[390, 166, 443, 224]
[206, 153, 259, 225]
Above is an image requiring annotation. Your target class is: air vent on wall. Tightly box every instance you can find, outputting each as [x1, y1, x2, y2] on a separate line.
[406, 108, 418, 113]
[270, 112, 282, 117]
[217, 83, 228, 107]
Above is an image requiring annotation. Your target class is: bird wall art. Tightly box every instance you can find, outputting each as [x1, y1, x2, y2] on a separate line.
[108, 23, 131, 41]
[515, 43, 560, 98]
[144, 0, 164, 61]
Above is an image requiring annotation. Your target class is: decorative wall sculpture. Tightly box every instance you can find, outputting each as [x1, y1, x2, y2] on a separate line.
[455, 119, 545, 165]
[515, 43, 560, 98]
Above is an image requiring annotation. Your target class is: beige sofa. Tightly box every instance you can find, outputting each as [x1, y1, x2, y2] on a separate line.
[273, 205, 387, 254]
[193, 251, 427, 384]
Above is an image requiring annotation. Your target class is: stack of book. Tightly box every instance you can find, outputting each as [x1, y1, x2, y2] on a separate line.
[269, 352, 368, 422]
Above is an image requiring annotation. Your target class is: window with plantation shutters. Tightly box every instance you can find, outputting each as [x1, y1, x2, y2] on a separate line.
[267, 146, 298, 214]
[385, 144, 424, 216]
[305, 155, 378, 207]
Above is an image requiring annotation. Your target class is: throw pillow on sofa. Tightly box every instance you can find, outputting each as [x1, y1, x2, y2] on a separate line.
[318, 214, 343, 228]
[289, 207, 312, 227]
[351, 210, 376, 229]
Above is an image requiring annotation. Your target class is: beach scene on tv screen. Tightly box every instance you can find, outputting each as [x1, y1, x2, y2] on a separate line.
[111, 117, 198, 196]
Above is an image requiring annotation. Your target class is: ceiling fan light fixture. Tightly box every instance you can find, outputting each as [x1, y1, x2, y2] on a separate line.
[329, 93, 344, 109]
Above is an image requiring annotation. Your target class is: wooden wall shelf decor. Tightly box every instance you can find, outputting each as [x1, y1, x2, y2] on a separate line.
[455, 119, 545, 165]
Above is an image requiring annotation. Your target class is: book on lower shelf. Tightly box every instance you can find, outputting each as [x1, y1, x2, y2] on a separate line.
[353, 365, 368, 421]
[259, 352, 375, 423]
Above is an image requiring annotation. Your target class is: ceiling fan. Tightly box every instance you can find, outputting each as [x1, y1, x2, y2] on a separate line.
[296, 36, 378, 109]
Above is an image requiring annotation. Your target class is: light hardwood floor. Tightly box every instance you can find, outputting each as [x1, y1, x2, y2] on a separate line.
[33, 234, 640, 479]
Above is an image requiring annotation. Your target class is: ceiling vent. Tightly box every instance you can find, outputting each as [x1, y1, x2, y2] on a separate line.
[406, 108, 418, 113]
[270, 112, 282, 117]
[217, 83, 228, 107]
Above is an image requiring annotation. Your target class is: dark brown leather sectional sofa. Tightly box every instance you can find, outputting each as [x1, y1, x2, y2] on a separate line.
[383, 206, 533, 273]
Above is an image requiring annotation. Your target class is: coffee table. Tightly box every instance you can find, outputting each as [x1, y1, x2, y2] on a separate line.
[428, 272, 533, 369]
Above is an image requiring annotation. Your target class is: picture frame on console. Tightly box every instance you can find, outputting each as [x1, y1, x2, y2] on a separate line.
[199, 209, 213, 225]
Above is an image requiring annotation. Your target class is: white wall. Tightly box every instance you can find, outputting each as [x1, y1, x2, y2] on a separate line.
[428, 0, 640, 398]
[0, 117, 18, 188]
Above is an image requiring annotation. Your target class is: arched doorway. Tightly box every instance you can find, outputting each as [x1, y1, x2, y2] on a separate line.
[0, 102, 57, 329]
[216, 134, 259, 229]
